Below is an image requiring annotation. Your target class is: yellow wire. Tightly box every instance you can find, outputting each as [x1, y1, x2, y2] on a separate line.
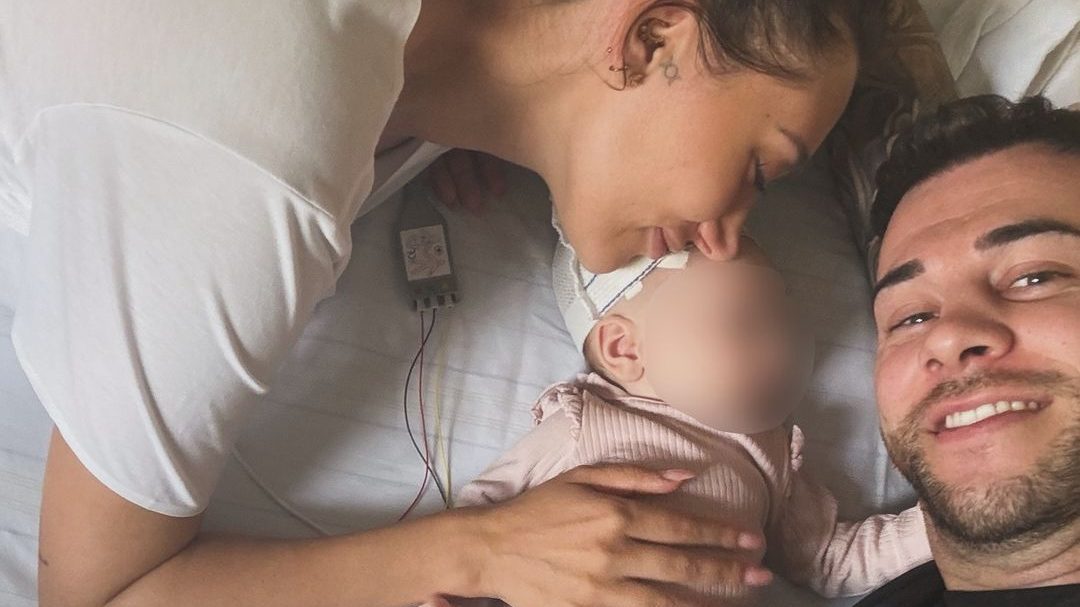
[431, 313, 452, 507]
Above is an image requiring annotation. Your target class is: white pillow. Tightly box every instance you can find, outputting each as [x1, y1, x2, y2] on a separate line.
[923, 0, 1080, 106]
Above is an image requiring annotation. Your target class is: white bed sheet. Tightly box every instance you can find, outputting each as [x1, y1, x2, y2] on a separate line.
[924, 0, 1080, 106]
[3, 2, 1078, 605]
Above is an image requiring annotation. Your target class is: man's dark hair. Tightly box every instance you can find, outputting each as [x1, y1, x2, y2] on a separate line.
[873, 95, 1080, 239]
[633, 0, 889, 80]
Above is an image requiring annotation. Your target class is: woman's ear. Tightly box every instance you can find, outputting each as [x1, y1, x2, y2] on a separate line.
[619, 7, 699, 88]
[592, 314, 646, 384]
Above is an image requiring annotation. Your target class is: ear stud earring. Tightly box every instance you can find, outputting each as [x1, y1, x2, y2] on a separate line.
[637, 21, 665, 49]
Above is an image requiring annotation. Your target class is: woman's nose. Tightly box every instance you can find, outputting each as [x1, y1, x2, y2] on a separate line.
[694, 217, 745, 261]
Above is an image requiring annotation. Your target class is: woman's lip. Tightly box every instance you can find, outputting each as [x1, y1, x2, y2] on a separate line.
[661, 228, 685, 254]
[647, 227, 670, 259]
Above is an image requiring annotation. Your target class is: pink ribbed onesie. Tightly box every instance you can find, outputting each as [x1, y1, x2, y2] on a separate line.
[454, 373, 932, 601]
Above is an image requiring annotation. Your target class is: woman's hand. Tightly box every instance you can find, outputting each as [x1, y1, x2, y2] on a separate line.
[427, 149, 507, 213]
[459, 464, 773, 607]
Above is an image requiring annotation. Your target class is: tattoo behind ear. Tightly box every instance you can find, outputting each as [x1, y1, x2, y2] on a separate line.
[661, 58, 680, 85]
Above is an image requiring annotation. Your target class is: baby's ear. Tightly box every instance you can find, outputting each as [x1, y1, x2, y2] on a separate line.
[592, 314, 645, 384]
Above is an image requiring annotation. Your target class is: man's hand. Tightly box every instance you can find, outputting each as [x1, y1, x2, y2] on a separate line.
[427, 150, 508, 213]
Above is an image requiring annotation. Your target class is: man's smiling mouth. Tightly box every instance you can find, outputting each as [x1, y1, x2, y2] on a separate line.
[922, 388, 1054, 435]
[942, 400, 1044, 430]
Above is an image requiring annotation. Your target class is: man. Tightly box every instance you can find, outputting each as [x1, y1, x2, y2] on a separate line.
[856, 95, 1080, 605]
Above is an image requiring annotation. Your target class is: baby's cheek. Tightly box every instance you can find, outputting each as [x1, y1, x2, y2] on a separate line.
[644, 305, 742, 402]
[646, 334, 719, 407]
[689, 342, 749, 408]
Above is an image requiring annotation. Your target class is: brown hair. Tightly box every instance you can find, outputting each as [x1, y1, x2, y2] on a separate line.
[634, 0, 889, 80]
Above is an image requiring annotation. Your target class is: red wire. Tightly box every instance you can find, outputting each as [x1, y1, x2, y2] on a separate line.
[398, 312, 432, 521]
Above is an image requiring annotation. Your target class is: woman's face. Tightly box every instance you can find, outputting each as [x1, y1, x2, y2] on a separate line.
[548, 28, 858, 273]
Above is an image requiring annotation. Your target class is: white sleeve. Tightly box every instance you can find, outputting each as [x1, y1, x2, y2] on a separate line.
[12, 106, 352, 516]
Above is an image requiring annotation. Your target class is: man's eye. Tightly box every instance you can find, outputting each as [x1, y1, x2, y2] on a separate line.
[889, 312, 935, 333]
[1009, 270, 1067, 289]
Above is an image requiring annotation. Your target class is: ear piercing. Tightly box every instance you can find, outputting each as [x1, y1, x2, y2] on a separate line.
[606, 19, 669, 90]
[637, 19, 666, 49]
[608, 63, 643, 88]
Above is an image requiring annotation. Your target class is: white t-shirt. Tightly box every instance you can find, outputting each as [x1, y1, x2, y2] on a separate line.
[0, 0, 443, 516]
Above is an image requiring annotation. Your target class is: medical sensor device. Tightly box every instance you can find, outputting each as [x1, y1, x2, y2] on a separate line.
[396, 184, 459, 312]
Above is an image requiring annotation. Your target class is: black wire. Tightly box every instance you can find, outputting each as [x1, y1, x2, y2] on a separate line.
[402, 309, 448, 505]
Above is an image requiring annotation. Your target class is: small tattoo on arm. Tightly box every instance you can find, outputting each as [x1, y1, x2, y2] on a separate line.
[661, 59, 680, 85]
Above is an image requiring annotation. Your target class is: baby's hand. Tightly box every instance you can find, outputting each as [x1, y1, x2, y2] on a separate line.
[427, 149, 507, 214]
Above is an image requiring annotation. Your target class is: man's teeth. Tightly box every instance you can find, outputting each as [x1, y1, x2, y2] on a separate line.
[944, 401, 1040, 429]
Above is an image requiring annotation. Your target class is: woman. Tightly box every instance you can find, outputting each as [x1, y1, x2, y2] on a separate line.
[0, 1, 870, 605]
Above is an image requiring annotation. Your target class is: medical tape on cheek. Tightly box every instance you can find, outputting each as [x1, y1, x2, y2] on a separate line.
[619, 250, 691, 303]
[657, 250, 691, 270]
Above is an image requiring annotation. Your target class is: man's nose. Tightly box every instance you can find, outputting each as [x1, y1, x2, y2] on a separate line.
[693, 215, 747, 261]
[920, 308, 1015, 374]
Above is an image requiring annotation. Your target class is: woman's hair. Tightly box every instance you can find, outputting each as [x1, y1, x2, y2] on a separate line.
[642, 0, 889, 80]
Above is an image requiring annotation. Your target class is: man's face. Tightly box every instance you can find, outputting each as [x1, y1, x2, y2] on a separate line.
[873, 145, 1080, 548]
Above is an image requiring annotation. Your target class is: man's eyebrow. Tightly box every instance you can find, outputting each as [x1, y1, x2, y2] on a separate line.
[778, 126, 810, 166]
[975, 218, 1080, 251]
[873, 260, 925, 301]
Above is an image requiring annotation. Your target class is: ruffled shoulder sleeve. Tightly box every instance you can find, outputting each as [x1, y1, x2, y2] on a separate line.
[531, 374, 593, 440]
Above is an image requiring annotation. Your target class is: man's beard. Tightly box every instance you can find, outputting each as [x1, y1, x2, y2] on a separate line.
[883, 369, 1080, 553]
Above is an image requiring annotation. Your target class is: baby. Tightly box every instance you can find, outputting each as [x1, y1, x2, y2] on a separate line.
[436, 233, 931, 605]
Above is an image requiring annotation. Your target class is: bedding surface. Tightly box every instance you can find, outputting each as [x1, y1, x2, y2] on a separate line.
[924, 0, 1080, 106]
[3, 1, 1079, 605]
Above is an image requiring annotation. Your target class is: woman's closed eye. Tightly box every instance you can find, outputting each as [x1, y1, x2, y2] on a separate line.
[753, 156, 803, 194]
[753, 160, 767, 193]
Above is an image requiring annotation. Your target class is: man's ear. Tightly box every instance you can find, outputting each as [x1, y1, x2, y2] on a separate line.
[593, 314, 646, 384]
[619, 7, 699, 87]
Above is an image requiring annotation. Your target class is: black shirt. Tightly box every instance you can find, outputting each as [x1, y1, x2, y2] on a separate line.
[854, 561, 1080, 607]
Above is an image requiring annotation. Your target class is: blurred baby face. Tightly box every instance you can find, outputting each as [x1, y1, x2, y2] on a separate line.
[635, 246, 806, 433]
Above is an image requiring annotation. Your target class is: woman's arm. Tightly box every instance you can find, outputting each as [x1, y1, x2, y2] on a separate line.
[38, 429, 480, 607]
[40, 429, 767, 607]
